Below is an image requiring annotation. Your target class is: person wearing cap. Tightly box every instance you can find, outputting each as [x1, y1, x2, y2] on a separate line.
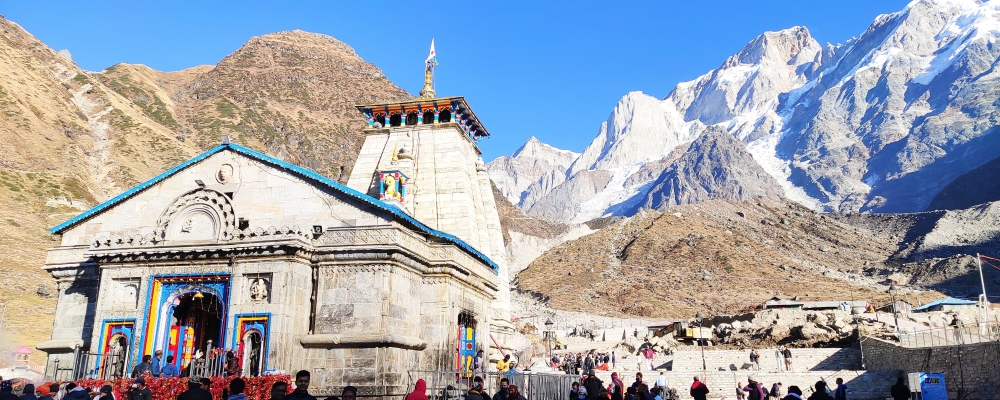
[97, 386, 113, 400]
[742, 377, 766, 400]
[178, 376, 212, 400]
[0, 381, 17, 400]
[35, 385, 53, 400]
[128, 377, 151, 400]
[18, 384, 34, 400]
[340, 387, 356, 400]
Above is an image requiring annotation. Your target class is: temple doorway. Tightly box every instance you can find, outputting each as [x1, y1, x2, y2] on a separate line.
[166, 291, 224, 370]
[241, 331, 263, 376]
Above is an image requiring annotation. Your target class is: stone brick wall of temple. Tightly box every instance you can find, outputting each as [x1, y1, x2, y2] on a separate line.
[862, 336, 1000, 399]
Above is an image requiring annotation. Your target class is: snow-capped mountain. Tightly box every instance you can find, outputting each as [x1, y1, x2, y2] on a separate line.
[489, 0, 1000, 222]
[486, 136, 579, 209]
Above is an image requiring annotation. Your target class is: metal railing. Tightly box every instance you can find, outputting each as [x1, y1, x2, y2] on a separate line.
[407, 370, 578, 400]
[898, 321, 1000, 348]
[50, 340, 235, 381]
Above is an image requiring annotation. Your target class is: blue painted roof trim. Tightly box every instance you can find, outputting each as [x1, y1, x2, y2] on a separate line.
[51, 143, 499, 274]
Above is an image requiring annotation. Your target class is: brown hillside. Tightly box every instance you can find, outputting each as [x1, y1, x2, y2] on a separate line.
[517, 200, 942, 319]
[0, 18, 412, 356]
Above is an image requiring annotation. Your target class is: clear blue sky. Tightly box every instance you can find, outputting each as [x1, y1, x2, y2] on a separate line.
[3, 0, 910, 162]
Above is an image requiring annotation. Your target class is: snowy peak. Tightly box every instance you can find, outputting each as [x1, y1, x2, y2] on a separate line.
[494, 0, 1000, 222]
[512, 136, 579, 161]
[486, 138, 579, 209]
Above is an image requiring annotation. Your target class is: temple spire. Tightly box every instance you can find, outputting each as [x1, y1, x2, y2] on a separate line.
[419, 39, 438, 98]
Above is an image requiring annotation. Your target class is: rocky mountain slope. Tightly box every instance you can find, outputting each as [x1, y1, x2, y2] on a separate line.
[516, 200, 905, 318]
[0, 17, 410, 355]
[638, 126, 785, 211]
[490, 0, 1000, 222]
[517, 196, 1000, 319]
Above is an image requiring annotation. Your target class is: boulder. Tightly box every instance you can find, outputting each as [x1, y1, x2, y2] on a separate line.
[767, 323, 791, 341]
[799, 322, 831, 340]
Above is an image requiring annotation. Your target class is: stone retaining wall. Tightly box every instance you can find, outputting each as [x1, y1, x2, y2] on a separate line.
[861, 336, 1000, 399]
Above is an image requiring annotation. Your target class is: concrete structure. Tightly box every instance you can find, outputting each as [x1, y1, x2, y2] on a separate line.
[912, 297, 978, 312]
[37, 74, 512, 395]
[863, 336, 1000, 399]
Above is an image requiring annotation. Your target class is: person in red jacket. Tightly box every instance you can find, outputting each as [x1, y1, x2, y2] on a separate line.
[689, 377, 709, 400]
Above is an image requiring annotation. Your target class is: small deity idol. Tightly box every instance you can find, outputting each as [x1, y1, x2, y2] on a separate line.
[250, 278, 268, 301]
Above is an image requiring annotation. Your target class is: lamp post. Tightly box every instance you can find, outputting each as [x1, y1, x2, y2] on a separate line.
[852, 306, 866, 369]
[695, 312, 706, 378]
[889, 284, 901, 339]
[545, 318, 555, 359]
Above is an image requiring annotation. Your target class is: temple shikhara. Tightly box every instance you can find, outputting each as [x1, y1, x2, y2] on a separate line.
[37, 42, 513, 395]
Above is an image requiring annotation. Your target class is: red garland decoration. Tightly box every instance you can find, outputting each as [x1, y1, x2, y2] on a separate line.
[76, 375, 291, 400]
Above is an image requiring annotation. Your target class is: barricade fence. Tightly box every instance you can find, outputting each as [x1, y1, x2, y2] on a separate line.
[407, 370, 578, 400]
[897, 321, 1000, 348]
[48, 341, 234, 381]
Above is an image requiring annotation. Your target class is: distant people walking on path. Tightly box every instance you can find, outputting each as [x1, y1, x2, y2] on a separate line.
[806, 382, 833, 400]
[833, 378, 846, 400]
[780, 386, 802, 400]
[781, 347, 793, 371]
[749, 350, 761, 371]
[889, 377, 909, 400]
[612, 351, 617, 369]
[689, 377, 709, 400]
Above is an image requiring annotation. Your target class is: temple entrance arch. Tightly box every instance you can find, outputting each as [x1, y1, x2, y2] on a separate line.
[241, 330, 263, 376]
[153, 285, 226, 372]
[105, 334, 129, 378]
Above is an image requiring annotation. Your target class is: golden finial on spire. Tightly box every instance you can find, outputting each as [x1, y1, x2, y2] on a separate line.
[419, 39, 437, 99]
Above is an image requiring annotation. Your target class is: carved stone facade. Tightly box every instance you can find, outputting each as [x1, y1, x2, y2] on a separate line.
[39, 143, 502, 396]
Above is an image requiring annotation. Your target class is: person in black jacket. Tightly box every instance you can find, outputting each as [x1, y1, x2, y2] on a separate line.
[889, 377, 909, 400]
[584, 372, 604, 400]
[132, 355, 153, 377]
[178, 376, 213, 400]
[0, 381, 17, 400]
[493, 378, 509, 400]
[17, 384, 34, 400]
[806, 382, 833, 400]
[127, 378, 151, 400]
[98, 385, 115, 400]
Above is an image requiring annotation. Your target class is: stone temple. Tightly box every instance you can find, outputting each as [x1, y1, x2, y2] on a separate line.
[37, 60, 513, 395]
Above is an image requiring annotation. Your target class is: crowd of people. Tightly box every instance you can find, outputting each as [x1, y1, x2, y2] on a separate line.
[0, 360, 914, 400]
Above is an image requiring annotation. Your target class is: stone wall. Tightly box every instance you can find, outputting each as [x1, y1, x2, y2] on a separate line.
[862, 336, 1000, 399]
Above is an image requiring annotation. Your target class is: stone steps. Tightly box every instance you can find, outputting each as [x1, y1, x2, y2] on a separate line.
[663, 347, 860, 372]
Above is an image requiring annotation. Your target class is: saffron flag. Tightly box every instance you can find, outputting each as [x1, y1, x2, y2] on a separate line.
[426, 39, 438, 66]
